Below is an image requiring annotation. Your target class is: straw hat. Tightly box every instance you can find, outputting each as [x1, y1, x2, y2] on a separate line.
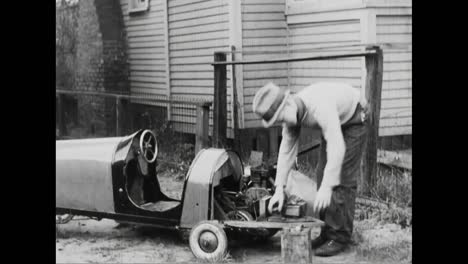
[252, 82, 290, 127]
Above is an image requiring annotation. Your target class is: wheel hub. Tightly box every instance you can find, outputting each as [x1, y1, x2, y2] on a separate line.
[198, 231, 218, 253]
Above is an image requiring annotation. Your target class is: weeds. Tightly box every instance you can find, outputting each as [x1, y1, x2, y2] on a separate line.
[154, 121, 195, 181]
[353, 219, 412, 262]
[371, 165, 412, 208]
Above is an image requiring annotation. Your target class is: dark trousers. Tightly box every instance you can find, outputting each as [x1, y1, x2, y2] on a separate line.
[315, 104, 367, 244]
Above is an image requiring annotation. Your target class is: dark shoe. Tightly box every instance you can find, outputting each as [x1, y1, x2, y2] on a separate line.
[311, 234, 328, 249]
[314, 240, 347, 257]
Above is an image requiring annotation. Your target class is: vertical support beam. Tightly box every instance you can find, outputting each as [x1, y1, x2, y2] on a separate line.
[121, 97, 129, 136]
[57, 93, 67, 137]
[128, 99, 134, 133]
[228, 0, 244, 130]
[213, 52, 227, 148]
[195, 102, 211, 154]
[256, 128, 269, 156]
[362, 46, 383, 196]
[268, 127, 279, 162]
[360, 9, 377, 109]
[115, 97, 121, 136]
[231, 46, 241, 153]
[163, 0, 171, 121]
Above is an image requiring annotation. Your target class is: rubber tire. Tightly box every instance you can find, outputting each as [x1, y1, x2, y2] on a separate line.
[189, 221, 228, 261]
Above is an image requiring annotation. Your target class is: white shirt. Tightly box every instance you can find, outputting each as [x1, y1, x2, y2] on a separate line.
[276, 82, 361, 189]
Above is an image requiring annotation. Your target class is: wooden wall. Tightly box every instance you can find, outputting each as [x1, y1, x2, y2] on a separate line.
[168, 0, 232, 134]
[287, 19, 362, 93]
[284, 0, 411, 137]
[120, 0, 168, 99]
[118, 0, 411, 138]
[376, 14, 412, 136]
[241, 0, 289, 128]
[121, 0, 233, 135]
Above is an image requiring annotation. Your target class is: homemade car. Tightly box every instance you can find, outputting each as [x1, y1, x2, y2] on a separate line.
[56, 129, 323, 260]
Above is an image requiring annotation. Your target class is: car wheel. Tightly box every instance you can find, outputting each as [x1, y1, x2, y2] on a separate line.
[56, 214, 73, 224]
[189, 221, 228, 261]
[226, 210, 254, 221]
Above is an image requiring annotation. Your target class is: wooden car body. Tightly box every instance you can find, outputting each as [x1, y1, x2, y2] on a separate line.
[56, 129, 243, 229]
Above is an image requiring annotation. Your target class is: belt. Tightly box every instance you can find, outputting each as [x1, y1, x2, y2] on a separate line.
[342, 103, 367, 127]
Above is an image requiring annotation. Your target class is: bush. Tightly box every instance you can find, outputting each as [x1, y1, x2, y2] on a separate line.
[154, 121, 195, 181]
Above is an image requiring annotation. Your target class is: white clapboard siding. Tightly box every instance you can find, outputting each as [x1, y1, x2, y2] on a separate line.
[169, 22, 229, 36]
[287, 18, 362, 101]
[168, 0, 231, 132]
[168, 0, 223, 14]
[120, 0, 168, 99]
[242, 0, 289, 128]
[377, 15, 412, 136]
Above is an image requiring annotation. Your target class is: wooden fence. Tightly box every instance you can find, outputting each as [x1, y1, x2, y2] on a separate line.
[56, 89, 212, 154]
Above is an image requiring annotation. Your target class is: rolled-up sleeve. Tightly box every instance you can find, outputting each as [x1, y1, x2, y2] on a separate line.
[275, 124, 300, 187]
[314, 105, 346, 189]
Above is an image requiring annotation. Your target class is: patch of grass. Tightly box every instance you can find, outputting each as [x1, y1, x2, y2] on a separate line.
[371, 165, 412, 208]
[353, 219, 412, 263]
[357, 240, 412, 263]
[355, 164, 412, 228]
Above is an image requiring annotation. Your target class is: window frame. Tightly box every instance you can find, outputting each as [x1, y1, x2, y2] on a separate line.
[128, 0, 150, 14]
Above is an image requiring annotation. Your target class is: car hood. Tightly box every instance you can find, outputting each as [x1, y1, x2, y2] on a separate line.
[56, 137, 124, 163]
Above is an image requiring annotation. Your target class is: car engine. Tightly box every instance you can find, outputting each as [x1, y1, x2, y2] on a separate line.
[214, 164, 307, 223]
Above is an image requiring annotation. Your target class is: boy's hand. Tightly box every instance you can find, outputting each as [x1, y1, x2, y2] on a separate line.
[313, 186, 332, 212]
[268, 187, 285, 213]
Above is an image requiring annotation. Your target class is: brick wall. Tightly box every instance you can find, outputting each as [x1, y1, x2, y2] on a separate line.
[73, 0, 129, 137]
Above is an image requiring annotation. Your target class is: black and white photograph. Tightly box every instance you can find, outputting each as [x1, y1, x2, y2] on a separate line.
[56, 0, 412, 263]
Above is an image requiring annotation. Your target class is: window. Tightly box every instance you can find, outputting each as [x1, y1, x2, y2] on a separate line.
[128, 0, 149, 14]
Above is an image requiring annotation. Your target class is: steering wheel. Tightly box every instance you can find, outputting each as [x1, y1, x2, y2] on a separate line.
[139, 130, 158, 163]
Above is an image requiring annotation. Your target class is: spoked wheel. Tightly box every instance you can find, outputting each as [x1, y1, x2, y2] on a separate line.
[139, 130, 158, 163]
[226, 210, 254, 221]
[56, 214, 74, 224]
[189, 221, 228, 261]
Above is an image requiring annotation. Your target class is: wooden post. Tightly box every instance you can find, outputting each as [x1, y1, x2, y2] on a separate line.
[121, 98, 129, 136]
[362, 46, 384, 196]
[231, 46, 241, 153]
[281, 226, 313, 263]
[57, 93, 67, 137]
[268, 127, 279, 162]
[195, 102, 211, 154]
[256, 129, 269, 155]
[213, 52, 227, 148]
[162, 0, 171, 121]
[115, 97, 122, 137]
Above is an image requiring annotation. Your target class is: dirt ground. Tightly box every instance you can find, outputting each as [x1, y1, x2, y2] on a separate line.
[56, 172, 412, 264]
